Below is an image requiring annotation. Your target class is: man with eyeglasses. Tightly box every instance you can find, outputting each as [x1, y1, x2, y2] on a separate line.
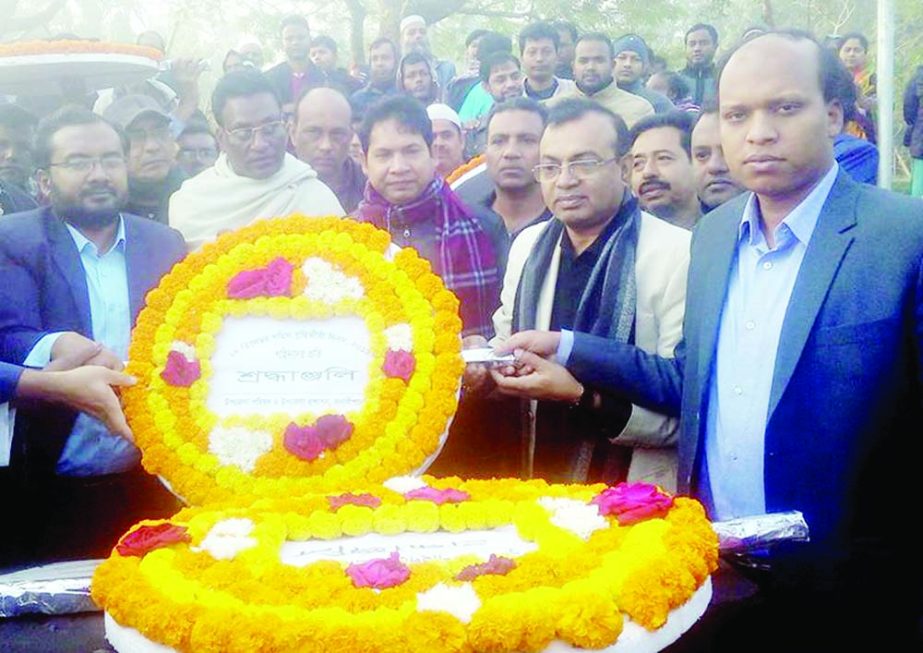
[0, 106, 187, 565]
[170, 70, 343, 250]
[175, 122, 219, 178]
[291, 87, 366, 213]
[103, 94, 187, 224]
[482, 98, 690, 487]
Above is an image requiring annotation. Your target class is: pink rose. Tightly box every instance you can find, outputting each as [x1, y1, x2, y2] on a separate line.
[328, 493, 382, 510]
[283, 422, 326, 461]
[161, 350, 200, 387]
[227, 257, 293, 299]
[346, 551, 410, 589]
[455, 554, 516, 581]
[314, 414, 354, 448]
[591, 482, 674, 525]
[116, 523, 189, 557]
[383, 349, 415, 382]
[283, 415, 354, 461]
[404, 487, 470, 505]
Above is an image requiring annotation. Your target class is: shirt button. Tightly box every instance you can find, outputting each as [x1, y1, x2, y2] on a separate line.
[762, 261, 773, 270]
[745, 321, 755, 330]
[733, 385, 743, 395]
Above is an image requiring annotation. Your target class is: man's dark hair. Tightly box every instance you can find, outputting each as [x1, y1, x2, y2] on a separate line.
[33, 105, 127, 170]
[358, 95, 432, 153]
[211, 70, 281, 128]
[546, 98, 630, 156]
[685, 23, 719, 46]
[553, 21, 578, 43]
[368, 36, 398, 59]
[465, 29, 489, 47]
[178, 120, 216, 141]
[628, 111, 695, 158]
[694, 100, 719, 122]
[222, 49, 241, 73]
[0, 103, 38, 131]
[838, 32, 869, 53]
[716, 29, 850, 108]
[486, 97, 547, 132]
[518, 22, 560, 55]
[475, 32, 512, 62]
[479, 52, 520, 84]
[656, 71, 691, 102]
[311, 35, 337, 54]
[576, 32, 615, 60]
[280, 15, 309, 33]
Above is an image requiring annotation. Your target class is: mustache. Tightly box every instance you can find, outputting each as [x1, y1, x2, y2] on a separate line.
[639, 180, 670, 193]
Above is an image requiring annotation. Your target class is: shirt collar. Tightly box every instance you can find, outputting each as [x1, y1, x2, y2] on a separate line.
[738, 163, 839, 249]
[64, 214, 126, 256]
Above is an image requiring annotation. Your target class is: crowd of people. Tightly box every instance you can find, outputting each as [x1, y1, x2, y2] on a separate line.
[0, 12, 922, 650]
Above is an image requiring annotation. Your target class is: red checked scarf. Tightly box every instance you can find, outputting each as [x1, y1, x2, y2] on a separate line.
[356, 177, 501, 338]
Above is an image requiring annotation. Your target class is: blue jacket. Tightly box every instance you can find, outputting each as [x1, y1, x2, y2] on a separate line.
[0, 207, 186, 472]
[566, 171, 923, 599]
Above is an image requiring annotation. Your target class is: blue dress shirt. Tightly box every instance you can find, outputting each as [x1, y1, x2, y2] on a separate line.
[704, 164, 839, 520]
[24, 217, 140, 476]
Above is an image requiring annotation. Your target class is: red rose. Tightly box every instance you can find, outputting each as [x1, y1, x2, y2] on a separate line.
[227, 257, 293, 299]
[161, 350, 200, 387]
[116, 523, 190, 557]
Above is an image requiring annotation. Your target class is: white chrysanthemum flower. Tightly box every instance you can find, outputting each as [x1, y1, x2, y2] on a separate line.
[195, 518, 257, 560]
[416, 583, 481, 623]
[538, 497, 609, 540]
[208, 427, 273, 473]
[383, 476, 427, 494]
[383, 323, 413, 352]
[170, 341, 197, 361]
[302, 257, 365, 303]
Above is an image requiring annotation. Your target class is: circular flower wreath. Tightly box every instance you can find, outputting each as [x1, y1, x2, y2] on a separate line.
[92, 479, 718, 653]
[0, 40, 163, 60]
[123, 216, 464, 504]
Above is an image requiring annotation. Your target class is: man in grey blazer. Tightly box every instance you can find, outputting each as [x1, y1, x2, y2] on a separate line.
[495, 30, 923, 648]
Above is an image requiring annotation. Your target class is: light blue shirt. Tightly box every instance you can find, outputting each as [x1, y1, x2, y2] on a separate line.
[24, 217, 140, 476]
[704, 164, 839, 520]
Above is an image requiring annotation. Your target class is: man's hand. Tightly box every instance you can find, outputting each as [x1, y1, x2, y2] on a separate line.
[491, 350, 584, 402]
[18, 367, 137, 441]
[51, 333, 123, 371]
[462, 335, 491, 394]
[170, 58, 205, 92]
[494, 330, 562, 358]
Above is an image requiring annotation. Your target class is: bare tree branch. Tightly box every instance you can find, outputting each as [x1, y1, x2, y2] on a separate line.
[0, 0, 68, 37]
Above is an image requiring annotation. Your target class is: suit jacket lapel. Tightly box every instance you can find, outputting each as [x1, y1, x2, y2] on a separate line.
[767, 172, 858, 418]
[124, 217, 152, 322]
[45, 214, 93, 336]
[692, 203, 743, 403]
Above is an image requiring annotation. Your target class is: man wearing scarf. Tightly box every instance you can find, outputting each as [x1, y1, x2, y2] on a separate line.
[169, 70, 343, 250]
[355, 96, 501, 339]
[487, 99, 690, 487]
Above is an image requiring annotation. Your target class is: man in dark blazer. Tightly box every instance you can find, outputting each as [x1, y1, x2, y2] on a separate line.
[495, 31, 923, 648]
[0, 106, 187, 566]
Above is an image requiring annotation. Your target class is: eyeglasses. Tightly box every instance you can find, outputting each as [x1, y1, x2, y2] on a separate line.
[178, 147, 218, 160]
[48, 155, 127, 174]
[532, 157, 619, 182]
[224, 120, 287, 145]
[125, 125, 174, 145]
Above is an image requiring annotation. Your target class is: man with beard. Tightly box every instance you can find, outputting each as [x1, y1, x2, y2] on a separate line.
[350, 37, 400, 117]
[628, 111, 702, 230]
[264, 15, 325, 117]
[103, 94, 187, 224]
[291, 87, 367, 214]
[397, 52, 439, 106]
[0, 106, 187, 565]
[399, 15, 456, 97]
[566, 33, 654, 129]
[678, 23, 719, 107]
[463, 52, 525, 158]
[690, 106, 745, 212]
[170, 70, 343, 249]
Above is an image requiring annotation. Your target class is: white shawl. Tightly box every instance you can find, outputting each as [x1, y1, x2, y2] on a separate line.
[169, 153, 345, 250]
